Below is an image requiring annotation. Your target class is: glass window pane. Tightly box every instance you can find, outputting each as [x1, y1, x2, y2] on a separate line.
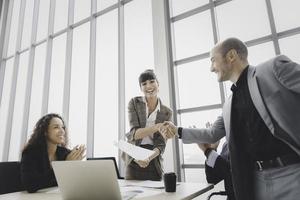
[97, 0, 117, 12]
[48, 34, 67, 114]
[176, 58, 221, 109]
[21, 0, 34, 49]
[94, 11, 118, 158]
[74, 0, 91, 23]
[124, 0, 155, 107]
[36, 0, 50, 42]
[9, 52, 29, 161]
[170, 0, 208, 16]
[173, 11, 214, 60]
[271, 0, 300, 32]
[124, 0, 155, 133]
[216, 0, 271, 41]
[68, 23, 90, 147]
[7, 0, 21, 56]
[279, 34, 300, 63]
[0, 59, 15, 161]
[27, 43, 47, 141]
[247, 42, 276, 66]
[54, 0, 68, 33]
[181, 109, 222, 164]
[184, 168, 206, 183]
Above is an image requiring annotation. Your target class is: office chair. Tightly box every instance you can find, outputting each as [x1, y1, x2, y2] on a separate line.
[0, 161, 24, 194]
[207, 191, 227, 200]
[87, 157, 124, 179]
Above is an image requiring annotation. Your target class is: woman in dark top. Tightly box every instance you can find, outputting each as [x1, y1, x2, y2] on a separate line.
[20, 113, 85, 193]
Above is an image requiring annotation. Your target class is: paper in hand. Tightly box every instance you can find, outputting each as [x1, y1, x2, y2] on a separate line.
[115, 140, 155, 160]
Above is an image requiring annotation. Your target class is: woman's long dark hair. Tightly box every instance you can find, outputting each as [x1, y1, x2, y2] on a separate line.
[22, 113, 69, 153]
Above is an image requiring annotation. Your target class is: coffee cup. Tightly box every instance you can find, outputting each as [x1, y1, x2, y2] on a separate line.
[163, 172, 176, 192]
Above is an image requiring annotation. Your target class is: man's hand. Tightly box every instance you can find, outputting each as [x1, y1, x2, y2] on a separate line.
[197, 140, 220, 153]
[159, 121, 177, 139]
[198, 143, 211, 153]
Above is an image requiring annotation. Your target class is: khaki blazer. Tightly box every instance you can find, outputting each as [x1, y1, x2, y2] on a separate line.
[124, 96, 172, 175]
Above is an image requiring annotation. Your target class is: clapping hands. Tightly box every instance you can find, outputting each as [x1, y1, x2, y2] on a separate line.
[66, 144, 86, 160]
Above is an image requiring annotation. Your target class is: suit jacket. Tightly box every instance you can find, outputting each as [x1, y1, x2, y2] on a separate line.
[124, 96, 172, 176]
[222, 55, 300, 200]
[205, 143, 235, 200]
[182, 55, 300, 200]
[20, 145, 70, 193]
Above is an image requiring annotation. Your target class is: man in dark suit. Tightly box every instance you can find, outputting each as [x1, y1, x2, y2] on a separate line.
[199, 141, 235, 200]
[164, 38, 300, 200]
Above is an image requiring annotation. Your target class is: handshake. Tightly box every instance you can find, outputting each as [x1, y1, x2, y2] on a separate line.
[157, 121, 178, 140]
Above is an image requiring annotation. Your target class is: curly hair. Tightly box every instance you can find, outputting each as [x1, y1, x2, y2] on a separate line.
[23, 113, 69, 152]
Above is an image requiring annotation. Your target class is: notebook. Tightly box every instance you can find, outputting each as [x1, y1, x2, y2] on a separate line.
[52, 160, 136, 200]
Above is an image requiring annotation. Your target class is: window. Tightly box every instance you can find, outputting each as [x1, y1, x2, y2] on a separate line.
[0, 0, 161, 163]
[74, 0, 91, 23]
[170, 0, 208, 17]
[21, 0, 34, 50]
[279, 34, 300, 63]
[94, 10, 118, 158]
[54, 0, 68, 33]
[9, 52, 29, 160]
[48, 34, 67, 114]
[271, 0, 300, 32]
[247, 42, 276, 65]
[36, 0, 50, 42]
[216, 0, 271, 41]
[7, 0, 21, 56]
[176, 59, 221, 109]
[173, 11, 213, 60]
[0, 59, 15, 160]
[68, 23, 90, 147]
[97, 0, 117, 12]
[27, 43, 47, 141]
[124, 0, 155, 132]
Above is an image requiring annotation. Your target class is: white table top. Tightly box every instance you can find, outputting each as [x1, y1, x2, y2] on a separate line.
[0, 180, 213, 200]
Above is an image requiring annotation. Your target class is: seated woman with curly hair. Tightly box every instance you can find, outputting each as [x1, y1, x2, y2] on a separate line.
[20, 113, 85, 193]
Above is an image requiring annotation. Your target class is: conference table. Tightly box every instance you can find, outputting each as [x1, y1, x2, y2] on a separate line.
[0, 180, 213, 200]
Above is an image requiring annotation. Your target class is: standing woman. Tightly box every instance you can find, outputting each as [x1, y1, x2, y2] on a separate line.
[20, 113, 85, 193]
[124, 69, 172, 181]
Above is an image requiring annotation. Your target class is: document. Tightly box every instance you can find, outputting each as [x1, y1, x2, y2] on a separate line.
[124, 181, 165, 189]
[115, 140, 155, 160]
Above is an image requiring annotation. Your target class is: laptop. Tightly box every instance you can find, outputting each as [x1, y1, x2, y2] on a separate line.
[87, 157, 123, 179]
[52, 160, 135, 200]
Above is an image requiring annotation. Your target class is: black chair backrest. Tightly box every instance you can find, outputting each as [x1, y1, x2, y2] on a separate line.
[207, 191, 228, 200]
[87, 157, 124, 179]
[0, 161, 24, 194]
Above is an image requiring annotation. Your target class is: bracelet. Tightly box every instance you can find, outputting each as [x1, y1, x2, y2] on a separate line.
[204, 148, 214, 158]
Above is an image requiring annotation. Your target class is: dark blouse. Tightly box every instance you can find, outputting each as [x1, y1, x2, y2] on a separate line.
[20, 145, 70, 193]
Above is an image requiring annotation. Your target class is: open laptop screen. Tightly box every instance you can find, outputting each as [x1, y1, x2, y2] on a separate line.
[87, 157, 123, 179]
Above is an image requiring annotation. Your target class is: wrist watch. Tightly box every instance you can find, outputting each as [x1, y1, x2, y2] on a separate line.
[177, 127, 183, 139]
